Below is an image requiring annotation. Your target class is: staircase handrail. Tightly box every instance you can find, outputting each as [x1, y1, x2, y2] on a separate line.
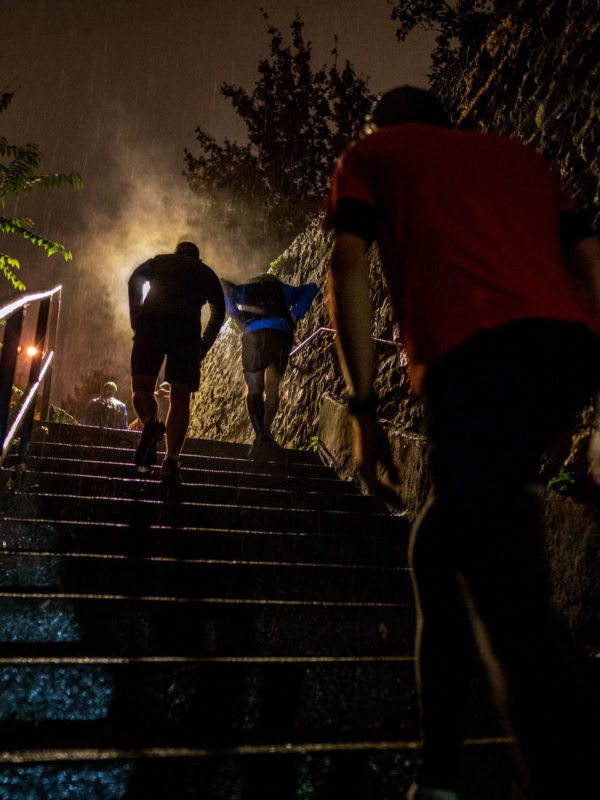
[289, 325, 407, 364]
[0, 284, 62, 472]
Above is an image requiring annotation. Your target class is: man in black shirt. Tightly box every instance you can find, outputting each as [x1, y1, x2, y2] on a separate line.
[128, 241, 225, 485]
[82, 381, 128, 429]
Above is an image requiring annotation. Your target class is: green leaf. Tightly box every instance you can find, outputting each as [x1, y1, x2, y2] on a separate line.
[0, 93, 82, 288]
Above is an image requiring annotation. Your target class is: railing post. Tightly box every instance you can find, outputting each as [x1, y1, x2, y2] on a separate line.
[15, 298, 52, 488]
[39, 290, 61, 423]
[0, 306, 25, 450]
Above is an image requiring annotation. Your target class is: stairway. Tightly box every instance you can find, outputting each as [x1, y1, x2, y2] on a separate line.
[0, 422, 517, 799]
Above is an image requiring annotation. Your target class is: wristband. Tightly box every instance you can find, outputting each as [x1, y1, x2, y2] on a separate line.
[347, 393, 378, 416]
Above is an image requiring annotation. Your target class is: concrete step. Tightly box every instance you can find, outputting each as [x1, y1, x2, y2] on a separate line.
[0, 519, 409, 566]
[23, 471, 379, 513]
[0, 656, 498, 748]
[0, 739, 519, 800]
[28, 440, 334, 480]
[22, 454, 355, 494]
[0, 551, 411, 603]
[4, 492, 406, 536]
[0, 592, 415, 657]
[37, 422, 322, 463]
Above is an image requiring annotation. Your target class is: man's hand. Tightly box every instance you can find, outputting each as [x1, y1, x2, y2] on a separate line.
[352, 414, 401, 506]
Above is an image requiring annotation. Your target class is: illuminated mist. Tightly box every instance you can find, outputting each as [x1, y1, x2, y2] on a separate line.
[54, 121, 273, 413]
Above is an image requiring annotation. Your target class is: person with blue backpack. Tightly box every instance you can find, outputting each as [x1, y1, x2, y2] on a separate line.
[222, 272, 318, 459]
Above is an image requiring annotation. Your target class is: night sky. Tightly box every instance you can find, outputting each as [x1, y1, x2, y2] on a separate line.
[1, 0, 432, 400]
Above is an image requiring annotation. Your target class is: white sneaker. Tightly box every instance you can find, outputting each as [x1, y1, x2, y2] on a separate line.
[406, 783, 458, 800]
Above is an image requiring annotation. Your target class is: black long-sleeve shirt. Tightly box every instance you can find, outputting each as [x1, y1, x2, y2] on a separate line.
[128, 253, 225, 352]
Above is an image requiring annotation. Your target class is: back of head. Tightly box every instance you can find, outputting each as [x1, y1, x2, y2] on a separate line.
[102, 381, 117, 398]
[371, 86, 451, 129]
[249, 272, 280, 285]
[175, 241, 200, 260]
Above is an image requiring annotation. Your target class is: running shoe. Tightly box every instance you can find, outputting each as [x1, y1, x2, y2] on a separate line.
[160, 456, 182, 486]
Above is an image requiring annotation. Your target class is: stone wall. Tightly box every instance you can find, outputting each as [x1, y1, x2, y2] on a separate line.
[445, 0, 600, 225]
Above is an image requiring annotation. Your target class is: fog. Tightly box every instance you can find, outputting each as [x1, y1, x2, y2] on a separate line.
[1, 0, 433, 410]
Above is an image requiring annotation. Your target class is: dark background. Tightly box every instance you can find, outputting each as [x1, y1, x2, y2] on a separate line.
[1, 0, 432, 403]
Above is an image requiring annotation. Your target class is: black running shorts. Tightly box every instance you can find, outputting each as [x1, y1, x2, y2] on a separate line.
[241, 329, 293, 373]
[131, 312, 202, 391]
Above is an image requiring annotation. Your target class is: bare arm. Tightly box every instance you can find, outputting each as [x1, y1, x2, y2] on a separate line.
[328, 233, 400, 504]
[328, 233, 375, 400]
[201, 269, 226, 356]
[127, 260, 152, 329]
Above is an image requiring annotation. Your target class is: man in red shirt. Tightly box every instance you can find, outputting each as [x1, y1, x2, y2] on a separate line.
[326, 86, 600, 800]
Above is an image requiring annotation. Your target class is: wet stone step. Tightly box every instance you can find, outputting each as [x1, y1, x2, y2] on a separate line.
[23, 472, 379, 514]
[0, 519, 409, 566]
[29, 441, 334, 480]
[0, 657, 498, 748]
[0, 552, 411, 603]
[0, 593, 415, 657]
[37, 423, 322, 464]
[22, 455, 356, 495]
[0, 740, 520, 800]
[5, 493, 405, 537]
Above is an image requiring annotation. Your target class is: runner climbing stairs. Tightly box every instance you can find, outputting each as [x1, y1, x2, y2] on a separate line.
[0, 422, 518, 799]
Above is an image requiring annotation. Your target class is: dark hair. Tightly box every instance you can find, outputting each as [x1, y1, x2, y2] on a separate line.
[371, 86, 451, 129]
[175, 241, 199, 259]
[102, 381, 117, 397]
[249, 272, 280, 284]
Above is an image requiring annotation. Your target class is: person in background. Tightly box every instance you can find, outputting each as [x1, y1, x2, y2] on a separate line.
[154, 381, 171, 423]
[222, 272, 318, 459]
[326, 85, 600, 800]
[82, 381, 128, 429]
[128, 240, 225, 487]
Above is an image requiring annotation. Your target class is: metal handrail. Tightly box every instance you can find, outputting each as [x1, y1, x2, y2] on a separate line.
[0, 284, 62, 475]
[290, 325, 407, 365]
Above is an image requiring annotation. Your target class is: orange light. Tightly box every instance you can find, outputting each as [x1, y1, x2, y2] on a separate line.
[26, 346, 38, 357]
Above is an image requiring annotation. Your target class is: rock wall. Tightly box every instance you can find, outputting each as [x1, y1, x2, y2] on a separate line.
[445, 0, 600, 225]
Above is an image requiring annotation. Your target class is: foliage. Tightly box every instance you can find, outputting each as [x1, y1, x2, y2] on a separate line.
[547, 465, 576, 494]
[184, 12, 374, 261]
[0, 89, 82, 291]
[388, 0, 499, 83]
[305, 434, 319, 453]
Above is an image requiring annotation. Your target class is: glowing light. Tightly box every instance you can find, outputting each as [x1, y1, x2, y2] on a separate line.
[26, 346, 38, 357]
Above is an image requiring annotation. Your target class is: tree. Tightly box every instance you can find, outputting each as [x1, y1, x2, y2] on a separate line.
[184, 12, 374, 262]
[388, 0, 500, 84]
[1, 88, 82, 291]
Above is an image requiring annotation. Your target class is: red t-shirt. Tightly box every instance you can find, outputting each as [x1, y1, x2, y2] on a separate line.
[326, 124, 599, 392]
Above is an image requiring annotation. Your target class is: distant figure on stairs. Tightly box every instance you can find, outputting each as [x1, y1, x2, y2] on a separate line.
[81, 381, 128, 429]
[326, 85, 600, 800]
[221, 272, 318, 460]
[128, 240, 225, 487]
[154, 381, 171, 423]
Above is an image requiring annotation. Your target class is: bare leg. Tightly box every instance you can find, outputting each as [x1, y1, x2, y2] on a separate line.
[164, 379, 191, 461]
[132, 374, 158, 424]
[244, 370, 266, 436]
[264, 365, 283, 435]
[132, 373, 165, 471]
